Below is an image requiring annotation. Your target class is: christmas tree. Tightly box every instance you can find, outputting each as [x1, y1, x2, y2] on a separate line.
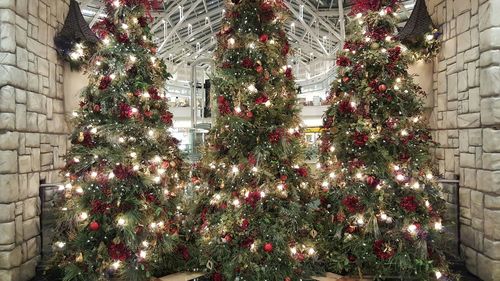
[51, 0, 186, 280]
[317, 0, 450, 279]
[188, 0, 321, 280]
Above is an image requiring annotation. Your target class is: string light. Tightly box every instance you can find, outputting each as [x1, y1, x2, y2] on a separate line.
[435, 271, 442, 279]
[434, 221, 443, 231]
[111, 261, 121, 270]
[55, 241, 66, 248]
[117, 218, 126, 226]
[407, 224, 417, 234]
[79, 212, 89, 220]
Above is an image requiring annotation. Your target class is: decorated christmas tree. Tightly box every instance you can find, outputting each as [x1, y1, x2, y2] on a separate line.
[51, 0, 186, 280]
[317, 0, 450, 279]
[188, 0, 321, 280]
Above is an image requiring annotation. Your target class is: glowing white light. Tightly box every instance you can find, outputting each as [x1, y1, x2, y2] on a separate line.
[80, 212, 89, 220]
[408, 224, 417, 233]
[393, 165, 401, 171]
[264, 100, 271, 107]
[133, 165, 140, 171]
[252, 167, 258, 172]
[235, 106, 241, 113]
[129, 55, 136, 63]
[154, 176, 161, 183]
[322, 181, 329, 187]
[425, 200, 430, 207]
[142, 241, 149, 247]
[356, 13, 362, 18]
[247, 84, 258, 93]
[112, 0, 120, 7]
[396, 174, 405, 181]
[411, 182, 420, 189]
[232, 199, 240, 207]
[379, 10, 386, 16]
[103, 37, 111, 45]
[350, 101, 357, 108]
[434, 221, 443, 231]
[277, 184, 284, 190]
[117, 218, 126, 226]
[356, 217, 365, 225]
[110, 74, 116, 80]
[121, 23, 128, 30]
[290, 247, 297, 254]
[75, 186, 83, 194]
[118, 137, 125, 143]
[356, 172, 363, 179]
[72, 111, 78, 117]
[260, 191, 266, 198]
[329, 146, 335, 152]
[130, 152, 137, 158]
[426, 173, 433, 180]
[55, 241, 66, 248]
[228, 38, 235, 45]
[232, 166, 239, 174]
[435, 271, 442, 279]
[139, 250, 147, 259]
[131, 107, 138, 113]
[380, 213, 388, 221]
[385, 36, 392, 42]
[111, 261, 121, 270]
[108, 172, 115, 179]
[73, 157, 80, 163]
[132, 17, 138, 24]
[64, 183, 72, 189]
[316, 163, 321, 169]
[329, 172, 336, 178]
[426, 34, 435, 41]
[90, 127, 98, 134]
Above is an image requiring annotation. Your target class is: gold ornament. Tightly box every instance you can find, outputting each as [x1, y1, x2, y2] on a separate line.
[78, 132, 85, 142]
[370, 42, 380, 50]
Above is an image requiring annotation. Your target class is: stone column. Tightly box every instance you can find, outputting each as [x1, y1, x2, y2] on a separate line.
[0, 0, 70, 280]
[426, 0, 500, 280]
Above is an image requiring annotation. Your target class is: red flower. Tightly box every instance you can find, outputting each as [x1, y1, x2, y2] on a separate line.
[108, 242, 131, 261]
[148, 87, 161, 100]
[336, 56, 351, 67]
[296, 167, 308, 177]
[338, 99, 355, 114]
[217, 96, 231, 115]
[117, 33, 129, 43]
[284, 67, 293, 79]
[366, 175, 380, 188]
[353, 131, 369, 146]
[268, 129, 283, 143]
[259, 34, 269, 42]
[144, 110, 153, 118]
[90, 200, 110, 214]
[241, 57, 254, 68]
[247, 153, 257, 166]
[245, 191, 262, 208]
[400, 196, 418, 212]
[342, 195, 362, 213]
[118, 102, 132, 119]
[161, 111, 173, 125]
[388, 46, 401, 62]
[212, 272, 223, 281]
[241, 218, 250, 230]
[98, 76, 112, 90]
[373, 240, 396, 260]
[255, 94, 269, 105]
[92, 104, 101, 112]
[240, 237, 254, 249]
[282, 42, 290, 55]
[113, 164, 132, 180]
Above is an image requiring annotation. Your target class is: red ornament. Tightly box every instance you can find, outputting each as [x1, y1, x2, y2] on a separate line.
[284, 278, 291, 281]
[255, 94, 269, 105]
[161, 111, 174, 125]
[342, 195, 362, 213]
[89, 221, 100, 231]
[241, 57, 254, 68]
[378, 84, 387, 92]
[385, 7, 393, 14]
[263, 243, 273, 252]
[342, 76, 350, 83]
[259, 34, 269, 43]
[256, 65, 264, 73]
[98, 76, 112, 90]
[296, 167, 308, 177]
[400, 196, 418, 212]
[92, 104, 101, 112]
[223, 234, 232, 243]
[353, 131, 369, 146]
[246, 111, 254, 118]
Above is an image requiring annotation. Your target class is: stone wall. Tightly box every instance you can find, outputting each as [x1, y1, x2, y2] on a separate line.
[0, 0, 70, 280]
[426, 0, 500, 280]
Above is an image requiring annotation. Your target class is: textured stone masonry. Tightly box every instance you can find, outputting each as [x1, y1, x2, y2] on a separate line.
[0, 0, 70, 280]
[427, 0, 500, 280]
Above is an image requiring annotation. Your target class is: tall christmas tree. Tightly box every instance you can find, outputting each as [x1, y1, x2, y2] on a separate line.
[189, 0, 320, 280]
[52, 1, 186, 280]
[317, 0, 450, 279]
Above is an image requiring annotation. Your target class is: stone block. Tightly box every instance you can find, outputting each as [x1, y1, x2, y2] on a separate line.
[0, 23, 16, 52]
[483, 128, 500, 152]
[443, 37, 457, 60]
[447, 73, 458, 100]
[0, 268, 20, 281]
[15, 104, 26, 130]
[463, 245, 478, 275]
[484, 239, 500, 260]
[16, 0, 28, 18]
[458, 70, 468, 92]
[25, 237, 38, 260]
[485, 194, 500, 209]
[464, 168, 476, 188]
[16, 46, 28, 70]
[18, 174, 27, 200]
[27, 173, 39, 198]
[22, 217, 39, 240]
[481, 97, 500, 125]
[0, 112, 15, 130]
[460, 153, 476, 168]
[457, 31, 471, 53]
[484, 209, 500, 239]
[477, 170, 500, 194]
[24, 133, 40, 147]
[480, 28, 500, 52]
[26, 92, 46, 114]
[0, 131, 19, 150]
[31, 148, 40, 171]
[0, 174, 18, 204]
[483, 153, 500, 170]
[0, 203, 14, 223]
[458, 113, 480, 128]
[26, 112, 37, 131]
[459, 187, 471, 207]
[19, 256, 38, 281]
[18, 155, 31, 173]
[469, 87, 480, 112]
[0, 221, 15, 244]
[22, 197, 39, 220]
[479, 0, 500, 31]
[477, 253, 500, 281]
[26, 38, 45, 59]
[0, 86, 15, 112]
[465, 47, 479, 62]
[0, 65, 27, 89]
[471, 190, 484, 219]
[480, 50, 500, 67]
[14, 215, 21, 244]
[0, 246, 21, 269]
[0, 151, 17, 174]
